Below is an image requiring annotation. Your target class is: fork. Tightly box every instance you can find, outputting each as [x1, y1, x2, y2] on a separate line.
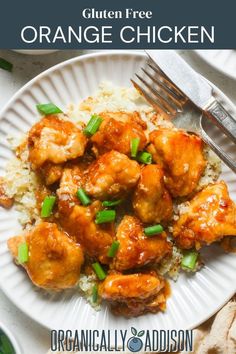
[132, 62, 236, 174]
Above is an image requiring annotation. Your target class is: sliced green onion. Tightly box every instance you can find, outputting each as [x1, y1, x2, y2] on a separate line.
[92, 262, 106, 280]
[95, 210, 116, 224]
[18, 242, 29, 263]
[0, 58, 13, 72]
[144, 224, 164, 236]
[130, 137, 140, 158]
[107, 241, 120, 257]
[77, 188, 91, 206]
[92, 284, 98, 303]
[181, 250, 198, 270]
[83, 114, 103, 137]
[0, 333, 15, 353]
[36, 103, 63, 115]
[41, 195, 56, 218]
[102, 199, 122, 208]
[137, 151, 152, 164]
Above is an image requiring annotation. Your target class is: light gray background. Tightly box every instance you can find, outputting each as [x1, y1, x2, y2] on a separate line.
[0, 49, 236, 354]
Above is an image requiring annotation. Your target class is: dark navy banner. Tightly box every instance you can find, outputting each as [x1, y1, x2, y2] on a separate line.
[0, 0, 235, 49]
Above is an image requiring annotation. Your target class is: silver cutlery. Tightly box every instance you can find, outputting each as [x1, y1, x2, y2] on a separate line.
[131, 51, 236, 173]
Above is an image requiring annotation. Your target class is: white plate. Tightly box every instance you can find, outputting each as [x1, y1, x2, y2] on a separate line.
[0, 51, 236, 334]
[195, 50, 236, 80]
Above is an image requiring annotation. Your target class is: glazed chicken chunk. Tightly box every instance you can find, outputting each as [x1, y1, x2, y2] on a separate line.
[8, 222, 84, 290]
[28, 115, 87, 170]
[99, 271, 168, 317]
[85, 150, 141, 199]
[40, 163, 64, 186]
[91, 111, 147, 155]
[59, 201, 114, 264]
[173, 181, 236, 249]
[57, 165, 114, 263]
[57, 165, 84, 214]
[114, 215, 171, 271]
[149, 128, 206, 197]
[133, 165, 173, 224]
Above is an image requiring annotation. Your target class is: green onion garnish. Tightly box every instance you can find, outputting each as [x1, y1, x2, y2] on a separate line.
[102, 199, 122, 208]
[107, 241, 120, 258]
[36, 103, 63, 115]
[130, 137, 140, 158]
[181, 250, 199, 270]
[137, 151, 152, 164]
[41, 195, 56, 218]
[95, 210, 116, 224]
[92, 284, 98, 303]
[83, 114, 103, 137]
[0, 58, 13, 72]
[92, 262, 106, 280]
[18, 242, 29, 263]
[77, 188, 91, 206]
[144, 224, 164, 236]
[0, 332, 15, 353]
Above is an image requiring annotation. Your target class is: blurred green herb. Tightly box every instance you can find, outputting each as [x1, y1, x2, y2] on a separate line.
[0, 58, 13, 72]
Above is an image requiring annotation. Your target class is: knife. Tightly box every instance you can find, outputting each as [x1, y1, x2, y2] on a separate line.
[146, 50, 236, 143]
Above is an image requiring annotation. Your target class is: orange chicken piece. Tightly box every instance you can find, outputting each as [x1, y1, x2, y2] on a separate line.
[99, 271, 168, 317]
[114, 215, 171, 271]
[57, 166, 84, 214]
[8, 222, 84, 290]
[28, 116, 87, 170]
[85, 150, 140, 200]
[91, 111, 147, 155]
[59, 201, 114, 264]
[149, 128, 206, 197]
[133, 165, 173, 223]
[40, 163, 64, 186]
[57, 168, 113, 263]
[173, 181, 236, 249]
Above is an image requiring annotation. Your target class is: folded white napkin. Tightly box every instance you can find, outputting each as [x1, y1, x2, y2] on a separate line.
[188, 298, 236, 354]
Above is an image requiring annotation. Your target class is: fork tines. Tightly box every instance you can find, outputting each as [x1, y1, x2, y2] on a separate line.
[132, 61, 187, 116]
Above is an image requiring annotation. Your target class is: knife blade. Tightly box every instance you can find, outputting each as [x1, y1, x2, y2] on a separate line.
[145, 50, 214, 109]
[145, 49, 236, 144]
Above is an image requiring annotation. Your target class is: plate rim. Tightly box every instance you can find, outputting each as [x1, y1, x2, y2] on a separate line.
[0, 50, 145, 119]
[0, 50, 235, 332]
[195, 50, 236, 81]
